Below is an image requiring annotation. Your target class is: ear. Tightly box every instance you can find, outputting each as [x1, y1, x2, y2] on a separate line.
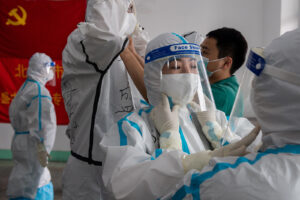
[223, 56, 233, 70]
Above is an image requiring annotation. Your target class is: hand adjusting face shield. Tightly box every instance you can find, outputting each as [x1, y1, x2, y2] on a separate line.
[145, 41, 215, 112]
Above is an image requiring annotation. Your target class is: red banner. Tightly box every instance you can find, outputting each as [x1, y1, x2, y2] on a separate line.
[0, 0, 86, 125]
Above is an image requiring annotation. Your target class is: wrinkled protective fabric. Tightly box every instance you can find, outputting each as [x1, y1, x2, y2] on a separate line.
[61, 0, 143, 199]
[161, 28, 300, 200]
[162, 145, 300, 200]
[85, 0, 137, 38]
[132, 24, 150, 58]
[7, 53, 56, 199]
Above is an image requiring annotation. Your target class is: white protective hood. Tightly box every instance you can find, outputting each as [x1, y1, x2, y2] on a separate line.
[250, 28, 300, 148]
[27, 52, 53, 85]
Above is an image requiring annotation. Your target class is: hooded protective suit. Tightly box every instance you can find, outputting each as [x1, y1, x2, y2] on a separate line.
[163, 28, 300, 200]
[7, 53, 56, 200]
[99, 33, 220, 200]
[61, 0, 145, 199]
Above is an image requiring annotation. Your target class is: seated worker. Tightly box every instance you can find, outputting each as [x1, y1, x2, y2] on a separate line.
[99, 32, 259, 200]
[159, 28, 300, 200]
[200, 27, 248, 116]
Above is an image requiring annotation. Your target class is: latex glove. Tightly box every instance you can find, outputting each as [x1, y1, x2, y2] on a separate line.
[150, 93, 181, 150]
[181, 125, 260, 173]
[131, 24, 150, 58]
[37, 142, 50, 167]
[189, 101, 223, 149]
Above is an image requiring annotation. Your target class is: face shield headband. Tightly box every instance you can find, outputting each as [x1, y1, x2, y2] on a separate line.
[247, 48, 300, 86]
[145, 43, 201, 64]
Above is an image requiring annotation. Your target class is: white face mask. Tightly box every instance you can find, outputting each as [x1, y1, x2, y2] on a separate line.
[203, 57, 225, 77]
[160, 73, 199, 105]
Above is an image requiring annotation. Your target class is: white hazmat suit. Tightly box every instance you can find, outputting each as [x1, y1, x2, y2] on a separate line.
[100, 32, 246, 200]
[61, 0, 144, 199]
[7, 53, 57, 200]
[163, 28, 300, 200]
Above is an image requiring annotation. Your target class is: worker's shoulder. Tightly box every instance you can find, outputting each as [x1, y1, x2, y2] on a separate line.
[212, 76, 239, 95]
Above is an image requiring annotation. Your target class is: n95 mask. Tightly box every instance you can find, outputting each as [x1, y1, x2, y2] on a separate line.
[160, 73, 199, 105]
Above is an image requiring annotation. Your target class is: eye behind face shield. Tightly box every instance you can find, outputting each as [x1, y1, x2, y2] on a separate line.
[164, 55, 198, 71]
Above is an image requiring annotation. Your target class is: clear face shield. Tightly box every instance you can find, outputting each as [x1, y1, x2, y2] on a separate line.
[222, 46, 300, 146]
[45, 61, 56, 87]
[146, 42, 215, 111]
[196, 55, 216, 111]
[221, 48, 264, 145]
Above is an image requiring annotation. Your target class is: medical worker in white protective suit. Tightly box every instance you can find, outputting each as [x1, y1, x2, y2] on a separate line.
[99, 32, 259, 200]
[156, 28, 300, 200]
[61, 0, 149, 199]
[7, 52, 57, 200]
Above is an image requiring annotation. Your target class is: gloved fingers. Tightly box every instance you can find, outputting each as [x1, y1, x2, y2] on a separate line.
[203, 95, 215, 110]
[212, 144, 246, 157]
[196, 111, 216, 123]
[188, 101, 199, 111]
[189, 95, 214, 112]
[38, 151, 48, 167]
[172, 105, 180, 115]
[161, 93, 170, 108]
[229, 125, 261, 150]
[226, 145, 247, 157]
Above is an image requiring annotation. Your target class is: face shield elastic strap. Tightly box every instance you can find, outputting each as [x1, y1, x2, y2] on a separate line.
[145, 43, 200, 64]
[247, 48, 300, 86]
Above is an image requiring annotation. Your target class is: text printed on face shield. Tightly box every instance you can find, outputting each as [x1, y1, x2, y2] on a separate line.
[170, 44, 200, 52]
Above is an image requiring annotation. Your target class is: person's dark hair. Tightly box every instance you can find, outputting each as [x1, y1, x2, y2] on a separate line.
[206, 27, 248, 74]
